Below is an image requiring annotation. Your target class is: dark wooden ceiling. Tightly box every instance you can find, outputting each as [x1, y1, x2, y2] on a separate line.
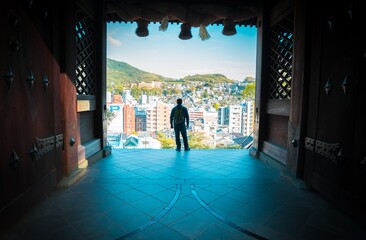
[104, 0, 260, 27]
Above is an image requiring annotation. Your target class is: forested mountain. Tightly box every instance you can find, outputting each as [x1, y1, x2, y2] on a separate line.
[181, 74, 233, 83]
[107, 58, 174, 84]
[107, 58, 235, 85]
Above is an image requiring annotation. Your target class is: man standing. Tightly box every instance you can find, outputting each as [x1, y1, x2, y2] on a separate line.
[170, 98, 190, 151]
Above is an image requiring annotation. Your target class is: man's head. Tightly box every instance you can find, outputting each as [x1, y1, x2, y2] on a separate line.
[177, 98, 182, 105]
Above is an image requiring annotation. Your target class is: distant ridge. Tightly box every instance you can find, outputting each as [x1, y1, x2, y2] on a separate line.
[107, 58, 235, 85]
[107, 58, 173, 84]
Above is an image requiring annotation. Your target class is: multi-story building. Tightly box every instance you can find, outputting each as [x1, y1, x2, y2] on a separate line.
[122, 90, 135, 104]
[106, 91, 112, 104]
[140, 94, 148, 104]
[123, 104, 135, 135]
[135, 108, 147, 131]
[157, 102, 171, 131]
[218, 107, 229, 126]
[108, 104, 123, 133]
[241, 100, 255, 136]
[203, 112, 218, 133]
[138, 81, 162, 88]
[147, 95, 158, 105]
[190, 109, 204, 121]
[218, 105, 243, 133]
[113, 94, 123, 104]
[203, 111, 218, 147]
[145, 106, 157, 132]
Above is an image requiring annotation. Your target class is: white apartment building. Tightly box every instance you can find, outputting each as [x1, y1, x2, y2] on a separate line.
[203, 111, 218, 147]
[106, 91, 112, 104]
[143, 101, 172, 132]
[145, 106, 157, 132]
[108, 103, 124, 133]
[122, 90, 136, 104]
[156, 102, 171, 131]
[203, 112, 218, 133]
[241, 100, 255, 136]
[140, 94, 148, 104]
[218, 105, 243, 133]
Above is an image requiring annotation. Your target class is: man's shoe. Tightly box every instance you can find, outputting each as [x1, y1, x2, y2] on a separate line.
[176, 148, 181, 151]
[185, 148, 190, 151]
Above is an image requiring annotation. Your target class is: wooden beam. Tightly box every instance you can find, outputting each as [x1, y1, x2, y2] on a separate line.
[262, 140, 287, 165]
[266, 99, 290, 116]
[77, 99, 96, 112]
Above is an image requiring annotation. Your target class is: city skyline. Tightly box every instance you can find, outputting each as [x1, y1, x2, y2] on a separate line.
[107, 22, 257, 81]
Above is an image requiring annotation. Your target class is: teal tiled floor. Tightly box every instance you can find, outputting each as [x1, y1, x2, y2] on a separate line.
[2, 149, 366, 240]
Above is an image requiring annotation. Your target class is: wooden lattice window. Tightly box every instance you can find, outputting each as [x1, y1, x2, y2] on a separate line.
[76, 9, 96, 95]
[268, 13, 294, 99]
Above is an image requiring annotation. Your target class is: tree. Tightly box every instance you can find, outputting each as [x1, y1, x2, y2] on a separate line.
[242, 82, 256, 100]
[113, 82, 124, 95]
[243, 76, 255, 83]
[156, 131, 175, 149]
[131, 85, 142, 99]
[188, 132, 210, 149]
[212, 103, 220, 111]
[106, 109, 117, 127]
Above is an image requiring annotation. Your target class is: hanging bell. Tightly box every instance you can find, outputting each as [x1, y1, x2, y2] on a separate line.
[222, 18, 237, 36]
[179, 23, 192, 40]
[135, 19, 149, 37]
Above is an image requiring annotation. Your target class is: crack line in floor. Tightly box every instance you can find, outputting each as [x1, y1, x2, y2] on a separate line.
[190, 184, 269, 240]
[115, 184, 182, 240]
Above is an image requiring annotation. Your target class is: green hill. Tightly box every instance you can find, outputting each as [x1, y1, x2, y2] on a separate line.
[107, 58, 235, 90]
[181, 74, 234, 83]
[107, 58, 174, 84]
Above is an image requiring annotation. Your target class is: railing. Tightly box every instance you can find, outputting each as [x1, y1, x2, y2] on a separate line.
[240, 130, 255, 149]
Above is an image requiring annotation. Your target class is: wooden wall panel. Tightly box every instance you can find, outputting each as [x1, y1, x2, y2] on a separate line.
[79, 111, 96, 144]
[265, 114, 289, 147]
[303, 0, 366, 225]
[0, 0, 62, 232]
[266, 99, 290, 116]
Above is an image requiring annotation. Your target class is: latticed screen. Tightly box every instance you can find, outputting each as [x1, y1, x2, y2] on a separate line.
[76, 9, 96, 95]
[268, 13, 294, 99]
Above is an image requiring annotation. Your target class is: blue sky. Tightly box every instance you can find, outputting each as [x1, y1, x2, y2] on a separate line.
[107, 22, 257, 81]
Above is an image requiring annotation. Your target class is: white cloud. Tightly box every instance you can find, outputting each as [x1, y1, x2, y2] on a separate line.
[108, 33, 122, 46]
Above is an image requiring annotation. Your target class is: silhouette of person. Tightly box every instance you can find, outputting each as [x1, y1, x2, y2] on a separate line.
[170, 98, 190, 151]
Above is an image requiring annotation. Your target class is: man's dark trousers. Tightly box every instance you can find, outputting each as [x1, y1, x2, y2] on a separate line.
[174, 123, 188, 150]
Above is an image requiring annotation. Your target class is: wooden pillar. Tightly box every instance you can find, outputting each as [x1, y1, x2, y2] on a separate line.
[287, 0, 308, 177]
[59, 0, 79, 176]
[95, 0, 108, 150]
[250, 2, 270, 158]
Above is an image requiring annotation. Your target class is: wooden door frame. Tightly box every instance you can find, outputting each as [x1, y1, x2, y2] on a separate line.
[251, 0, 309, 178]
[287, 0, 308, 177]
